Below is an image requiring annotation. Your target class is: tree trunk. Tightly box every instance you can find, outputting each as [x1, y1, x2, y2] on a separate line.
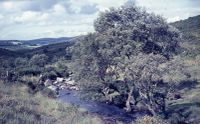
[125, 86, 134, 112]
[138, 90, 157, 116]
[146, 104, 156, 116]
[102, 87, 111, 102]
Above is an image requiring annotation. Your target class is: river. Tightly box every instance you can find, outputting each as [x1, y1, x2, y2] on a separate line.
[58, 89, 147, 124]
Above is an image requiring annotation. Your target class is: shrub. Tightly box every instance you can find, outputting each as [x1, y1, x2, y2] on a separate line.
[18, 66, 42, 76]
[41, 88, 58, 98]
[29, 54, 49, 67]
[43, 71, 57, 80]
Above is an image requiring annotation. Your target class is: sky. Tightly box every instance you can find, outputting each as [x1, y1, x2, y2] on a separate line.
[0, 0, 199, 40]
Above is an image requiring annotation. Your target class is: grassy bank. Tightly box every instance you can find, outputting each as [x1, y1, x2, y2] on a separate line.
[0, 81, 102, 124]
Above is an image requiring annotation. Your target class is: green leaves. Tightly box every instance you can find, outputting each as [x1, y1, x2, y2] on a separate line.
[72, 4, 184, 114]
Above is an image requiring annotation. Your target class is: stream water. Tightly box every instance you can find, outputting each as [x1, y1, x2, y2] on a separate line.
[58, 90, 146, 123]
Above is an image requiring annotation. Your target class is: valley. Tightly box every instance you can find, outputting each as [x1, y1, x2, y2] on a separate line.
[0, 5, 200, 124]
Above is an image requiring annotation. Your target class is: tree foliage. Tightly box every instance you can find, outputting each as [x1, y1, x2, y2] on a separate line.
[72, 4, 185, 116]
[29, 54, 49, 67]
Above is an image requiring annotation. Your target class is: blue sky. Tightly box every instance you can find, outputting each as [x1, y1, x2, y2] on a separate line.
[0, 0, 199, 40]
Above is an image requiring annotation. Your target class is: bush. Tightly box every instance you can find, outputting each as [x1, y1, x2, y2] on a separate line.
[20, 75, 40, 84]
[43, 71, 57, 80]
[41, 88, 58, 98]
[18, 66, 42, 76]
[29, 54, 49, 67]
[44, 60, 70, 78]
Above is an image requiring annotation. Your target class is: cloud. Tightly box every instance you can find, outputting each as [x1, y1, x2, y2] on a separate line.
[0, 14, 3, 19]
[14, 11, 49, 23]
[0, 0, 199, 40]
[168, 16, 181, 22]
[53, 4, 67, 14]
[80, 4, 99, 14]
[2, 1, 13, 9]
[135, 0, 200, 22]
[0, 0, 118, 39]
[18, 0, 58, 12]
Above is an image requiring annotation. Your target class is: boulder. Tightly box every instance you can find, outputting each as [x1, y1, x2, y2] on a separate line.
[69, 86, 79, 91]
[65, 77, 72, 82]
[47, 85, 59, 91]
[53, 81, 58, 85]
[44, 79, 52, 87]
[64, 80, 75, 86]
[60, 85, 68, 90]
[56, 77, 64, 83]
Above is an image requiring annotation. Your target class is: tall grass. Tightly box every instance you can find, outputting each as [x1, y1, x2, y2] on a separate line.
[0, 81, 103, 124]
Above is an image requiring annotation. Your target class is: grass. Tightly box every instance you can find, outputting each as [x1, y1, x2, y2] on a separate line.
[0, 80, 103, 124]
[134, 115, 169, 124]
[167, 80, 200, 124]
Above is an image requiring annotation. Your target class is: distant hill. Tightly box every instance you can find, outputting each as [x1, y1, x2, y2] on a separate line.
[22, 37, 74, 46]
[171, 15, 200, 42]
[0, 37, 75, 51]
[171, 15, 200, 34]
[0, 40, 25, 51]
[0, 35, 82, 59]
[0, 48, 19, 58]
[19, 36, 83, 59]
[171, 15, 200, 57]
[23, 41, 73, 59]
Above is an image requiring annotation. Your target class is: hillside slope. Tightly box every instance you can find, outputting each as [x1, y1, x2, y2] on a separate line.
[171, 15, 200, 35]
[0, 81, 102, 124]
[0, 37, 75, 51]
[0, 48, 20, 58]
[23, 37, 74, 46]
[171, 15, 200, 43]
[22, 36, 82, 59]
[171, 15, 200, 57]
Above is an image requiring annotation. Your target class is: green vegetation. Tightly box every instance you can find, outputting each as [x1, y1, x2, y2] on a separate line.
[0, 48, 20, 58]
[172, 15, 200, 58]
[0, 81, 102, 124]
[70, 5, 200, 124]
[135, 115, 168, 124]
[72, 5, 183, 116]
[171, 15, 200, 38]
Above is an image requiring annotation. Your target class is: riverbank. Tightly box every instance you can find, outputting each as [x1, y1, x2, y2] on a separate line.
[0, 81, 103, 124]
[58, 89, 148, 124]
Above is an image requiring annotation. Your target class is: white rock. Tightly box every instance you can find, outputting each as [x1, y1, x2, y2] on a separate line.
[57, 77, 64, 83]
[53, 81, 58, 84]
[44, 79, 52, 87]
[65, 80, 75, 86]
[60, 85, 67, 90]
[47, 85, 58, 91]
[65, 77, 72, 82]
[70, 86, 79, 91]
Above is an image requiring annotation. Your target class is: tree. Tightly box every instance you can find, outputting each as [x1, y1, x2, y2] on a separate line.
[14, 57, 28, 67]
[72, 4, 183, 115]
[94, 6, 180, 58]
[121, 53, 187, 114]
[29, 54, 49, 67]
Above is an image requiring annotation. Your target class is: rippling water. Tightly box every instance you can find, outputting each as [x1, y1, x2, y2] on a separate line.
[58, 90, 146, 123]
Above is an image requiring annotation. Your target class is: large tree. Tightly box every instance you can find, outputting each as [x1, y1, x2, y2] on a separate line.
[72, 4, 184, 115]
[119, 53, 186, 114]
